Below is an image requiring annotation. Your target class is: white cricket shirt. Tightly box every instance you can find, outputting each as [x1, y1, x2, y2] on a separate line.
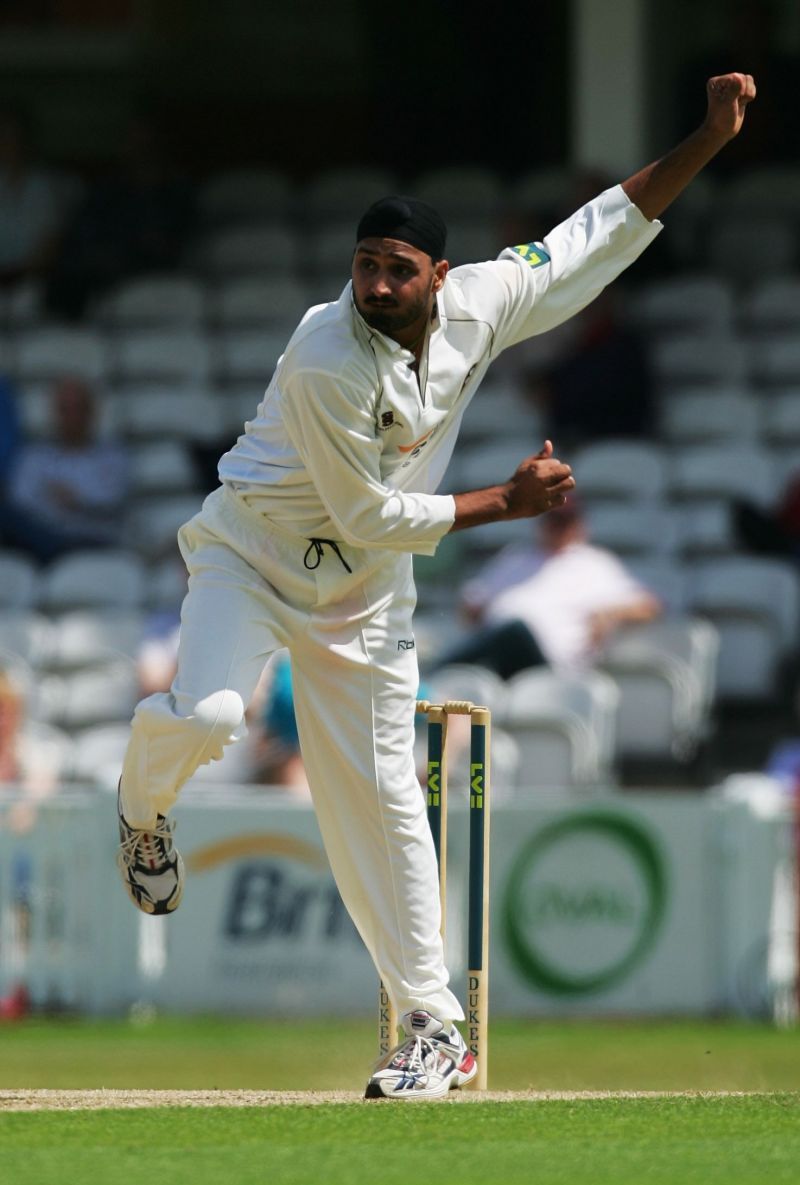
[218, 185, 661, 554]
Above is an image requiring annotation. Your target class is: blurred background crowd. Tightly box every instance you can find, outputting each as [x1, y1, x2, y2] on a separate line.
[1, 0, 800, 815]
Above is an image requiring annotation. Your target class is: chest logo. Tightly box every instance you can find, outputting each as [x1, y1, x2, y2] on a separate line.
[378, 410, 401, 431]
[398, 427, 435, 455]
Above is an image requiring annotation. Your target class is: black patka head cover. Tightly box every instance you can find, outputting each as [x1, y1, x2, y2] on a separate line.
[356, 195, 447, 260]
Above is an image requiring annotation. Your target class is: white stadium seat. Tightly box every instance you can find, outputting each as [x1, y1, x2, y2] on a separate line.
[725, 166, 800, 218]
[669, 443, 776, 508]
[302, 168, 399, 220]
[503, 668, 619, 788]
[198, 169, 294, 225]
[686, 556, 800, 700]
[36, 664, 139, 729]
[674, 501, 737, 558]
[626, 556, 689, 614]
[742, 277, 800, 335]
[572, 440, 668, 501]
[71, 722, 133, 788]
[39, 551, 147, 611]
[130, 440, 200, 496]
[98, 275, 206, 328]
[413, 167, 503, 218]
[584, 501, 678, 558]
[509, 166, 572, 217]
[426, 664, 509, 718]
[763, 389, 800, 445]
[45, 610, 143, 673]
[651, 333, 748, 388]
[0, 611, 53, 667]
[707, 215, 796, 282]
[216, 329, 288, 384]
[117, 387, 226, 443]
[445, 220, 503, 267]
[114, 330, 212, 385]
[632, 275, 734, 337]
[211, 276, 311, 330]
[126, 495, 204, 559]
[197, 224, 297, 276]
[597, 617, 719, 762]
[658, 389, 760, 445]
[457, 381, 544, 445]
[15, 327, 108, 383]
[750, 336, 800, 388]
[0, 552, 39, 609]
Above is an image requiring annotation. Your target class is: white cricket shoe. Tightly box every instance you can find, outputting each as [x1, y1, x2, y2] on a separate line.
[117, 793, 184, 916]
[364, 1010, 477, 1100]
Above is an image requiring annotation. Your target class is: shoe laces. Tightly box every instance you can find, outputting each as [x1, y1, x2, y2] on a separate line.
[120, 816, 175, 869]
[391, 1032, 452, 1078]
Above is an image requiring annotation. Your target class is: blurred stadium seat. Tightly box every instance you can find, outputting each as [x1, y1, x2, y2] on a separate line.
[503, 668, 619, 787]
[39, 551, 147, 612]
[97, 275, 206, 329]
[0, 553, 39, 609]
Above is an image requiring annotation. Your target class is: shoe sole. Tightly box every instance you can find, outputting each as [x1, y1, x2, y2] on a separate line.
[364, 1054, 478, 1101]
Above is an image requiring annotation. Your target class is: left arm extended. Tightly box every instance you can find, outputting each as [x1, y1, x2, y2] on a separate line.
[622, 72, 756, 221]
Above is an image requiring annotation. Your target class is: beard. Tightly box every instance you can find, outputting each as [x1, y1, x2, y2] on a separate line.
[356, 292, 430, 336]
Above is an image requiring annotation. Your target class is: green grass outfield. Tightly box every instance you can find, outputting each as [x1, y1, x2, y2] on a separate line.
[1, 1018, 799, 1185]
[0, 1015, 798, 1091]
[1, 1097, 799, 1185]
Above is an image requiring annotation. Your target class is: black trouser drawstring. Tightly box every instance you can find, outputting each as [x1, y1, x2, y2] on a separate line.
[303, 538, 353, 574]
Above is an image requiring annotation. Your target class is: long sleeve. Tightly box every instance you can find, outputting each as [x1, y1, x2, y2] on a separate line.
[453, 185, 662, 357]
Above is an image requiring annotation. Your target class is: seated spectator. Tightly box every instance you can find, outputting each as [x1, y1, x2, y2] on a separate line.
[0, 376, 130, 563]
[0, 665, 62, 798]
[252, 652, 310, 797]
[433, 500, 662, 679]
[0, 106, 61, 288]
[46, 114, 195, 319]
[0, 373, 20, 488]
[735, 473, 800, 565]
[534, 289, 653, 448]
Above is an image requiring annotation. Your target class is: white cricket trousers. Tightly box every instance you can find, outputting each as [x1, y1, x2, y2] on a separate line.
[120, 485, 462, 1025]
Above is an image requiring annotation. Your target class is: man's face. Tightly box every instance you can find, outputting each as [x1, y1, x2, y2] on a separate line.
[352, 237, 447, 339]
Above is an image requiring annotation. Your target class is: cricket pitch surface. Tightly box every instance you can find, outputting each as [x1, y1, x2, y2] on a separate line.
[0, 1089, 767, 1110]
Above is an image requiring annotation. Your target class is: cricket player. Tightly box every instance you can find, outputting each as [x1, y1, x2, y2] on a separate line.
[116, 74, 755, 1099]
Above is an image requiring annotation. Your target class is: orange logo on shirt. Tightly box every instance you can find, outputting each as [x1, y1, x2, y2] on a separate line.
[398, 429, 435, 454]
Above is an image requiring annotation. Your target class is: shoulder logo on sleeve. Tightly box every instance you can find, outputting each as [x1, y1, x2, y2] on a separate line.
[511, 243, 551, 268]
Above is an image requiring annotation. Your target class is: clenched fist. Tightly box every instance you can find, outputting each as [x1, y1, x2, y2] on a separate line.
[705, 72, 757, 141]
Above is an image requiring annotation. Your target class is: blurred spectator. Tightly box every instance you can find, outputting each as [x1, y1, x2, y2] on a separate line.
[137, 609, 181, 698]
[0, 665, 62, 797]
[734, 473, 800, 565]
[0, 373, 21, 487]
[0, 377, 130, 562]
[252, 652, 310, 796]
[528, 288, 653, 450]
[432, 500, 661, 679]
[0, 106, 61, 288]
[46, 114, 195, 319]
[136, 546, 186, 697]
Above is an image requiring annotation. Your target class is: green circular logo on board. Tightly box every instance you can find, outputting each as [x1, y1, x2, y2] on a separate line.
[503, 811, 667, 996]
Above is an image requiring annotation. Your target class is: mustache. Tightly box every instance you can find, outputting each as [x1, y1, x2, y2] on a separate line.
[364, 297, 399, 308]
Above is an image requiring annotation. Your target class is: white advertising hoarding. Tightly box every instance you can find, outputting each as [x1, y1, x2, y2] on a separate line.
[0, 784, 794, 1018]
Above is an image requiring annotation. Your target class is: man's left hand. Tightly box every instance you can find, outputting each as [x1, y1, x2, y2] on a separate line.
[704, 72, 757, 142]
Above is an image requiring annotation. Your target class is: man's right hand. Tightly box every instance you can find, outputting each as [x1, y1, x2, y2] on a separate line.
[503, 440, 575, 519]
[450, 439, 576, 532]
